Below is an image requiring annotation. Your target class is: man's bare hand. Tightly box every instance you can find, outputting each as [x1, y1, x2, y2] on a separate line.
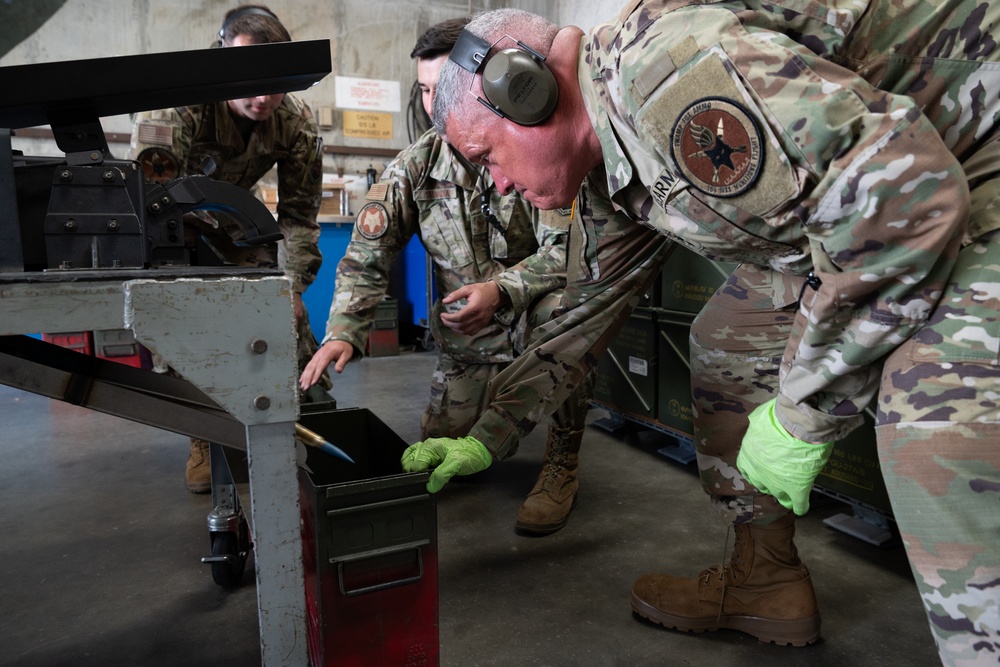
[299, 339, 354, 390]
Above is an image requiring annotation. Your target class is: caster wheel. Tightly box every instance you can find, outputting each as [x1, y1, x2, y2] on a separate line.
[209, 531, 246, 589]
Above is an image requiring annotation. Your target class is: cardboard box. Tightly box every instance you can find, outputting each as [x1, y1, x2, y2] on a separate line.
[258, 185, 278, 214]
[320, 184, 349, 216]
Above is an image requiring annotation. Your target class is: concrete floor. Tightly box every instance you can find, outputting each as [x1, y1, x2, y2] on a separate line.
[0, 347, 942, 666]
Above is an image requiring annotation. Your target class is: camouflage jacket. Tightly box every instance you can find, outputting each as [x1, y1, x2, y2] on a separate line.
[323, 128, 568, 363]
[130, 95, 323, 292]
[581, 0, 1000, 442]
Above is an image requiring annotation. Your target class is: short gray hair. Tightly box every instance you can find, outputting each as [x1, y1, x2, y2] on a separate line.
[431, 9, 559, 136]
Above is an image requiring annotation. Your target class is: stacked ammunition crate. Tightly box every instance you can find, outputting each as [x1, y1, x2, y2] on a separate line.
[367, 296, 400, 357]
[593, 244, 736, 441]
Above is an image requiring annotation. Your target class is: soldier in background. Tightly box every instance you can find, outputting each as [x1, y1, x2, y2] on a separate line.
[421, 4, 1000, 664]
[300, 18, 592, 535]
[130, 5, 326, 493]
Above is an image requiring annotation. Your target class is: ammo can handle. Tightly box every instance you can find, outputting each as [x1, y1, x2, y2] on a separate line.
[335, 541, 427, 597]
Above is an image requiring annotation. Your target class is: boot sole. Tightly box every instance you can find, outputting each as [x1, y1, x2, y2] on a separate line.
[514, 496, 577, 536]
[630, 590, 821, 647]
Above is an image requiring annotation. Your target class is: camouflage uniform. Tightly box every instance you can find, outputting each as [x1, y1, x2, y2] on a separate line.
[569, 0, 1000, 662]
[130, 96, 324, 371]
[444, 0, 999, 660]
[467, 171, 673, 458]
[323, 128, 573, 441]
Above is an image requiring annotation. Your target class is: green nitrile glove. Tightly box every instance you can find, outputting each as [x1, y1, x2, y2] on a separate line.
[401, 436, 492, 493]
[736, 399, 834, 516]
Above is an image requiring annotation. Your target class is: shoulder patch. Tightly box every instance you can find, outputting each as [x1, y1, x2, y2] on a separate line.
[356, 202, 389, 239]
[670, 97, 762, 198]
[637, 52, 798, 216]
[136, 147, 180, 184]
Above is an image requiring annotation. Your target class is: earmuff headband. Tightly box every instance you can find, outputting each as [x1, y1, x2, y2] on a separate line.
[448, 28, 559, 126]
[450, 29, 490, 74]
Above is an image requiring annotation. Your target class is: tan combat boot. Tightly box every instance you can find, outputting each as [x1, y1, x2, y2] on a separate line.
[186, 438, 212, 494]
[630, 514, 821, 646]
[515, 427, 583, 535]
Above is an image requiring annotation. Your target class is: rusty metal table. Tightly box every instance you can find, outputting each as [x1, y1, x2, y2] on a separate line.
[0, 269, 308, 665]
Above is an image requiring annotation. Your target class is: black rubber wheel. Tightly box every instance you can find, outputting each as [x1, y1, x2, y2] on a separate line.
[210, 531, 245, 589]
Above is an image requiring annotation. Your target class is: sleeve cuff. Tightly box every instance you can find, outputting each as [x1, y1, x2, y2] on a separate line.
[491, 280, 516, 327]
[468, 408, 519, 461]
[774, 394, 864, 444]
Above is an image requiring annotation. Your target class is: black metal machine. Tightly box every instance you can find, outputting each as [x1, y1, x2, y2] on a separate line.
[0, 40, 331, 274]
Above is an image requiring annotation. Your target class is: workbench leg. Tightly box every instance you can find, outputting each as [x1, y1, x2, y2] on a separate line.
[246, 421, 307, 666]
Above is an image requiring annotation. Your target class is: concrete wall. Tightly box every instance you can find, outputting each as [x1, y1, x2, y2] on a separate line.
[1, 0, 635, 211]
[559, 0, 625, 30]
[0, 0, 559, 209]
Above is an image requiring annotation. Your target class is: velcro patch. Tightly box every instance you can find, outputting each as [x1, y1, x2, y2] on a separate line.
[639, 52, 797, 216]
[630, 53, 676, 105]
[356, 202, 389, 239]
[414, 186, 460, 201]
[365, 183, 389, 201]
[136, 121, 173, 147]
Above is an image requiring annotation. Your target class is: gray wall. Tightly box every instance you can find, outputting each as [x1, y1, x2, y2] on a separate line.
[1, 0, 633, 209]
[0, 0, 561, 207]
[560, 0, 625, 30]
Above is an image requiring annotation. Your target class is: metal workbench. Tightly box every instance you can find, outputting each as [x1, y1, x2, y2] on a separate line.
[0, 39, 334, 666]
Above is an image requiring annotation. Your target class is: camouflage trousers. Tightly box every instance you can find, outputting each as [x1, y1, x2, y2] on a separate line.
[513, 290, 598, 452]
[420, 345, 594, 447]
[467, 218, 672, 460]
[690, 231, 1000, 666]
[420, 353, 507, 441]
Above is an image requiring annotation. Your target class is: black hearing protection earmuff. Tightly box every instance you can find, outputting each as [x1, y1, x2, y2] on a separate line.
[449, 29, 559, 126]
[215, 6, 278, 47]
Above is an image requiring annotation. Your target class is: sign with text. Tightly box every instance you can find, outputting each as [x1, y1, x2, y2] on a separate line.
[335, 76, 401, 112]
[342, 111, 393, 140]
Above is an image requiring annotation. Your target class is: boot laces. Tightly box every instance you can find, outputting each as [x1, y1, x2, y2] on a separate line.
[700, 525, 743, 621]
[540, 449, 570, 491]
